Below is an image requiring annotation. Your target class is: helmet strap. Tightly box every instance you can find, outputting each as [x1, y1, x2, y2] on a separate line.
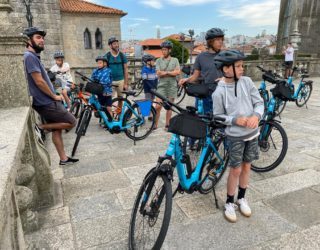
[232, 64, 239, 97]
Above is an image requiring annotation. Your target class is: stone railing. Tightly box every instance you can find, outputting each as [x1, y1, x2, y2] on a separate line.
[71, 57, 320, 83]
[0, 35, 54, 249]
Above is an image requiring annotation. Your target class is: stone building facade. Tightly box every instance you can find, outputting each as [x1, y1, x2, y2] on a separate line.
[276, 0, 320, 56]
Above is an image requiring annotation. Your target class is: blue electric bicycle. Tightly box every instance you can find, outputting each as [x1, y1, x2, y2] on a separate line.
[71, 71, 156, 157]
[129, 89, 227, 250]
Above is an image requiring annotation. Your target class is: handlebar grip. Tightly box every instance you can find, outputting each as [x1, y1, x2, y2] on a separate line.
[214, 116, 226, 122]
[256, 66, 265, 72]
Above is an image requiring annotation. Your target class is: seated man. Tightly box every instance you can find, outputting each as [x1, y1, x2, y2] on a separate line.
[23, 27, 78, 165]
[50, 51, 74, 109]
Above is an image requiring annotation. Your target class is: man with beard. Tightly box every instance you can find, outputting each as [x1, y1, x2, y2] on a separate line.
[23, 27, 78, 165]
[155, 40, 180, 130]
[105, 37, 128, 112]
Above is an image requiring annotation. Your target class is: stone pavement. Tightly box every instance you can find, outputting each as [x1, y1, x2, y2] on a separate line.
[26, 78, 320, 249]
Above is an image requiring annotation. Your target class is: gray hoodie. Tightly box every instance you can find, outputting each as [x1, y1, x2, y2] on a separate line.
[212, 76, 264, 140]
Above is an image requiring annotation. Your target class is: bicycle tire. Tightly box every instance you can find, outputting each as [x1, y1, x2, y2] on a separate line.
[129, 167, 172, 250]
[199, 136, 229, 194]
[71, 109, 90, 157]
[131, 79, 144, 97]
[123, 104, 156, 140]
[70, 98, 81, 118]
[251, 120, 288, 172]
[295, 82, 312, 107]
[175, 85, 186, 105]
[275, 100, 286, 117]
[110, 97, 131, 120]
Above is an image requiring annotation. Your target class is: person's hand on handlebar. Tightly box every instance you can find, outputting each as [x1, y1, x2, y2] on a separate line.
[179, 78, 188, 86]
[53, 95, 64, 102]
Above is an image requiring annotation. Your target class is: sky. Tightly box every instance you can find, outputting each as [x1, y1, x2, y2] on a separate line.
[89, 0, 280, 40]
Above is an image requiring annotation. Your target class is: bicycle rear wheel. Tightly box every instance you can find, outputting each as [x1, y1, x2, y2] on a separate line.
[72, 109, 91, 157]
[175, 85, 186, 105]
[132, 79, 144, 97]
[252, 120, 288, 172]
[199, 135, 229, 194]
[129, 167, 172, 250]
[124, 104, 156, 140]
[296, 82, 312, 107]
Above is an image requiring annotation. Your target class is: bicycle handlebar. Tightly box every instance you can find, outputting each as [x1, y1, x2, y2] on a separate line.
[150, 89, 184, 113]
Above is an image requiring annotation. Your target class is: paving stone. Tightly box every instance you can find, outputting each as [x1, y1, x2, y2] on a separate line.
[216, 185, 263, 204]
[251, 169, 320, 199]
[265, 188, 320, 228]
[114, 185, 140, 210]
[251, 224, 320, 250]
[311, 184, 320, 193]
[62, 170, 131, 203]
[63, 157, 113, 178]
[38, 206, 70, 229]
[74, 213, 130, 249]
[69, 191, 124, 222]
[109, 153, 154, 169]
[122, 163, 155, 186]
[162, 202, 297, 249]
[85, 240, 127, 250]
[51, 180, 64, 210]
[25, 223, 75, 250]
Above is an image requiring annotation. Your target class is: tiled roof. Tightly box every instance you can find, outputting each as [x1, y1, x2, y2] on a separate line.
[140, 39, 163, 46]
[60, 0, 127, 16]
[144, 49, 163, 58]
[164, 34, 192, 42]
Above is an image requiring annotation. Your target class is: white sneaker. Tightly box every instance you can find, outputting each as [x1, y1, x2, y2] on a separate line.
[224, 203, 238, 223]
[237, 198, 252, 217]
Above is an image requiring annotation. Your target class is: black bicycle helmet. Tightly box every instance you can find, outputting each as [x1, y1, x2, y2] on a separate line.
[53, 51, 64, 59]
[142, 54, 155, 63]
[95, 55, 108, 62]
[214, 50, 246, 69]
[160, 40, 173, 49]
[23, 27, 46, 38]
[205, 28, 224, 40]
[214, 50, 246, 96]
[108, 36, 118, 45]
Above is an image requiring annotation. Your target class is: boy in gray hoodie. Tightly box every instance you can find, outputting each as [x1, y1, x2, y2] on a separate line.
[212, 50, 264, 223]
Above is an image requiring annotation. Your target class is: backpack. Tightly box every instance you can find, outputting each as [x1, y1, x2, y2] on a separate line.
[105, 51, 126, 75]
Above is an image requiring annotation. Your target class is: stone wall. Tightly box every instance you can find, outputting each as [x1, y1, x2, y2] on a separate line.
[277, 0, 320, 56]
[61, 12, 122, 68]
[4, 0, 63, 67]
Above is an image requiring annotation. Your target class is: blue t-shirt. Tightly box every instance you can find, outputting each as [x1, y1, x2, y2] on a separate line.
[105, 52, 128, 81]
[141, 66, 158, 93]
[91, 67, 112, 95]
[24, 51, 55, 106]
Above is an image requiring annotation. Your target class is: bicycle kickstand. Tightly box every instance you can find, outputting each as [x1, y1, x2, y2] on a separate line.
[212, 186, 219, 209]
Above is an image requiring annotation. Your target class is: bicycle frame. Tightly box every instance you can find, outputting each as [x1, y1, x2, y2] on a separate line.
[88, 94, 143, 131]
[165, 133, 224, 191]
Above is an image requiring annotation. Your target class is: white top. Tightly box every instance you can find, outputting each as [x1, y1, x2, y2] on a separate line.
[50, 62, 73, 83]
[285, 47, 294, 62]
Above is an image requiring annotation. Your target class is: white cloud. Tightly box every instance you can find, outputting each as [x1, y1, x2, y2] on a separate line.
[139, 0, 218, 9]
[140, 0, 163, 9]
[129, 17, 150, 22]
[154, 25, 175, 30]
[219, 0, 280, 27]
[129, 23, 141, 28]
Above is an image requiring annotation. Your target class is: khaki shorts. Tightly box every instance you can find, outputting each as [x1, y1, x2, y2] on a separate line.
[157, 79, 177, 99]
[112, 79, 124, 97]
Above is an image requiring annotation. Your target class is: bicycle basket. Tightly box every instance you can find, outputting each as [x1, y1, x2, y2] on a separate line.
[135, 99, 152, 117]
[168, 112, 206, 139]
[85, 82, 104, 95]
[186, 84, 215, 98]
[270, 81, 294, 101]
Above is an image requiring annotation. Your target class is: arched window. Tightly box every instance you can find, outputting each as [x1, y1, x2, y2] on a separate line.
[95, 28, 103, 49]
[84, 28, 92, 49]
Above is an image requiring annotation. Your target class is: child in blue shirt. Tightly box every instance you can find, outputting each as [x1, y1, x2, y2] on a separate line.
[91, 56, 112, 115]
[141, 54, 158, 101]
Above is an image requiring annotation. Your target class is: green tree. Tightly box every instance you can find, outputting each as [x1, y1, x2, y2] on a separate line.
[251, 48, 259, 55]
[167, 38, 189, 64]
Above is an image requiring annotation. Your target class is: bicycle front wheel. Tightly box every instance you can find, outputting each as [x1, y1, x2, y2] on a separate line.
[296, 82, 312, 107]
[129, 167, 172, 250]
[124, 104, 156, 140]
[72, 109, 90, 157]
[252, 120, 288, 172]
[132, 79, 144, 97]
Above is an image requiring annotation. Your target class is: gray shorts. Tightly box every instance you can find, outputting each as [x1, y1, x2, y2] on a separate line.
[227, 137, 259, 168]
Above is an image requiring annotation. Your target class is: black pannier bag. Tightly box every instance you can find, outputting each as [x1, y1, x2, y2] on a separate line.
[168, 112, 207, 139]
[85, 82, 104, 95]
[270, 81, 295, 101]
[185, 83, 217, 99]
